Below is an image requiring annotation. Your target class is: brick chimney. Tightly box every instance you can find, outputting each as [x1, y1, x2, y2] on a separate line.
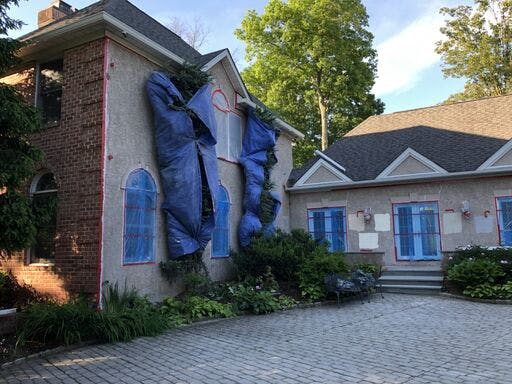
[38, 1, 75, 28]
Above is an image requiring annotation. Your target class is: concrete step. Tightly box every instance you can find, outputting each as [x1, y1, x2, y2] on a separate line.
[380, 284, 442, 295]
[379, 275, 443, 287]
[382, 267, 443, 277]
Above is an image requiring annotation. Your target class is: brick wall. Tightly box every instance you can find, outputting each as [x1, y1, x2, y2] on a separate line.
[0, 39, 105, 301]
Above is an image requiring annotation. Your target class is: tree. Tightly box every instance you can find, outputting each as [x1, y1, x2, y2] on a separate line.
[0, 0, 43, 253]
[235, 0, 383, 165]
[168, 16, 210, 51]
[436, 0, 512, 102]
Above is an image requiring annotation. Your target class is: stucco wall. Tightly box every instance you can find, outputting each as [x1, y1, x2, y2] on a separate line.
[102, 42, 294, 299]
[389, 156, 435, 176]
[289, 177, 512, 265]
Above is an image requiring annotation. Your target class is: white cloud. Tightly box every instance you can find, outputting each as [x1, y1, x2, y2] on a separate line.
[372, 12, 444, 97]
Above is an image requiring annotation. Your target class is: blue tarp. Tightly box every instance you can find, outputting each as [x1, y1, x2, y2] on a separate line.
[146, 71, 219, 259]
[238, 108, 281, 247]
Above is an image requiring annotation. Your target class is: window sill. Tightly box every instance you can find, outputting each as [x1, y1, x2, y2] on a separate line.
[28, 262, 55, 267]
[122, 261, 156, 266]
[42, 121, 60, 129]
[211, 255, 230, 259]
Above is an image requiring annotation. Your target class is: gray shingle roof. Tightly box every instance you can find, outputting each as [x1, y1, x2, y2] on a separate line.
[289, 94, 512, 185]
[23, 0, 201, 62]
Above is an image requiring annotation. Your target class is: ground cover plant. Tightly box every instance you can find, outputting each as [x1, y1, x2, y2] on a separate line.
[446, 246, 512, 299]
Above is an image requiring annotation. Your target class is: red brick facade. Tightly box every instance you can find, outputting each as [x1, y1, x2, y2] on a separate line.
[0, 39, 105, 301]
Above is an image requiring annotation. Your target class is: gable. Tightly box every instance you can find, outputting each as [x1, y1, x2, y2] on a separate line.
[478, 139, 512, 170]
[388, 155, 438, 176]
[295, 159, 351, 186]
[377, 148, 447, 179]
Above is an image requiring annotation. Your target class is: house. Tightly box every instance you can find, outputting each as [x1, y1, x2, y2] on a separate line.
[287, 95, 512, 270]
[0, 0, 303, 302]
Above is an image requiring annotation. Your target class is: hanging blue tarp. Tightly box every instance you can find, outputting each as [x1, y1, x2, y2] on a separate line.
[238, 108, 281, 247]
[146, 71, 219, 259]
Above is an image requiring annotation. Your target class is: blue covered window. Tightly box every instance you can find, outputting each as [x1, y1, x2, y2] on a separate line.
[212, 185, 230, 257]
[307, 207, 346, 252]
[393, 202, 441, 260]
[497, 197, 512, 246]
[123, 169, 156, 264]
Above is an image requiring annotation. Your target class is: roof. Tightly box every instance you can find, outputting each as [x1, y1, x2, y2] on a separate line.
[289, 94, 512, 186]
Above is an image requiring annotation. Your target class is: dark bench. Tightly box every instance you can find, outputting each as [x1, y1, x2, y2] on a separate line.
[324, 269, 384, 306]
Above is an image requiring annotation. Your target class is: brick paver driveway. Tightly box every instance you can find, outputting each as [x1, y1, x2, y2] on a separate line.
[2, 294, 512, 384]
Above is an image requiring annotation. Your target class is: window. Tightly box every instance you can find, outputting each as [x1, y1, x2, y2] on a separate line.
[212, 185, 230, 258]
[211, 89, 243, 162]
[393, 202, 441, 260]
[123, 169, 157, 264]
[496, 197, 512, 246]
[38, 59, 63, 125]
[31, 172, 58, 263]
[307, 207, 346, 252]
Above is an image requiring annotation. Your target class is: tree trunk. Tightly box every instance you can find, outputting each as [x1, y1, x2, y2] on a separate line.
[318, 95, 328, 150]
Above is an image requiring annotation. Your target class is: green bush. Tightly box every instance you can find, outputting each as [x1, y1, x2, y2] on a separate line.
[297, 249, 348, 301]
[18, 284, 169, 346]
[351, 263, 378, 275]
[231, 229, 323, 282]
[224, 283, 280, 315]
[447, 258, 505, 290]
[0, 271, 42, 310]
[17, 299, 95, 346]
[159, 295, 234, 324]
[463, 281, 512, 300]
[448, 246, 512, 278]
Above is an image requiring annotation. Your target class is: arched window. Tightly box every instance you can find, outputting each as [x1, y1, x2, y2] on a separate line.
[212, 185, 230, 258]
[31, 172, 58, 263]
[123, 169, 157, 264]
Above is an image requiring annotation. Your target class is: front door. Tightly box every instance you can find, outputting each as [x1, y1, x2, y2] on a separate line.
[393, 202, 441, 261]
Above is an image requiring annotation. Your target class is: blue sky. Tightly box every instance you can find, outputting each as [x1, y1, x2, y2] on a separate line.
[6, 0, 472, 113]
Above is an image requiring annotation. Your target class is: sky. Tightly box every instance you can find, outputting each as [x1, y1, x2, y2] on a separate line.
[6, 0, 473, 113]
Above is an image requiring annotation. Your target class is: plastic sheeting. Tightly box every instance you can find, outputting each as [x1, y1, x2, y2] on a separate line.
[238, 108, 281, 247]
[146, 71, 219, 259]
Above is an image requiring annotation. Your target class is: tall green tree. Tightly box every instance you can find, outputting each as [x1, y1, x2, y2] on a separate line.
[0, 0, 43, 253]
[436, 0, 512, 102]
[235, 0, 383, 165]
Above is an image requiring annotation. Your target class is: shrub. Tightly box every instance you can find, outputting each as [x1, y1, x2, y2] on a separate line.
[351, 263, 378, 275]
[297, 249, 348, 301]
[231, 229, 323, 282]
[0, 271, 42, 310]
[17, 299, 95, 346]
[463, 282, 512, 300]
[447, 258, 505, 290]
[448, 246, 512, 279]
[227, 283, 280, 315]
[159, 295, 234, 324]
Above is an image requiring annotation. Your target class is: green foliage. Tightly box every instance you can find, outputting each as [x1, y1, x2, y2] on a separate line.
[182, 272, 211, 296]
[227, 283, 280, 315]
[254, 106, 276, 127]
[167, 62, 211, 103]
[463, 282, 512, 300]
[231, 229, 320, 282]
[447, 258, 505, 290]
[17, 284, 169, 346]
[0, 271, 42, 310]
[448, 246, 512, 279]
[436, 0, 512, 102]
[160, 251, 207, 283]
[352, 263, 378, 275]
[236, 0, 383, 162]
[297, 250, 348, 301]
[159, 295, 234, 324]
[17, 299, 96, 346]
[1, 1, 43, 253]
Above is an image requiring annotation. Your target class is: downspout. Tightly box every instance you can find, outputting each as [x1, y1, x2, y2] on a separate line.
[96, 37, 109, 309]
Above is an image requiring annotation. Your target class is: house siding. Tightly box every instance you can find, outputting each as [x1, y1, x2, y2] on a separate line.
[0, 39, 105, 301]
[289, 177, 512, 265]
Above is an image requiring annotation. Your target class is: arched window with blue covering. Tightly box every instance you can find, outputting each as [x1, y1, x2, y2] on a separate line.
[123, 169, 157, 264]
[212, 185, 230, 258]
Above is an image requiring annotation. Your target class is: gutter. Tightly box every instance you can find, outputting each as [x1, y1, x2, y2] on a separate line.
[286, 167, 512, 193]
[237, 97, 305, 140]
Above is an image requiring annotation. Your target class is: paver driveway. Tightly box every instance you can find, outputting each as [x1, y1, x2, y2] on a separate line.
[2, 294, 512, 384]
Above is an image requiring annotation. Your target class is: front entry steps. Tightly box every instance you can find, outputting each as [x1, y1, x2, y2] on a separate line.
[379, 266, 444, 295]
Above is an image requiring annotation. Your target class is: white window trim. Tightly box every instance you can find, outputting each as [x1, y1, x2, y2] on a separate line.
[376, 147, 447, 179]
[477, 139, 512, 170]
[295, 159, 352, 187]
